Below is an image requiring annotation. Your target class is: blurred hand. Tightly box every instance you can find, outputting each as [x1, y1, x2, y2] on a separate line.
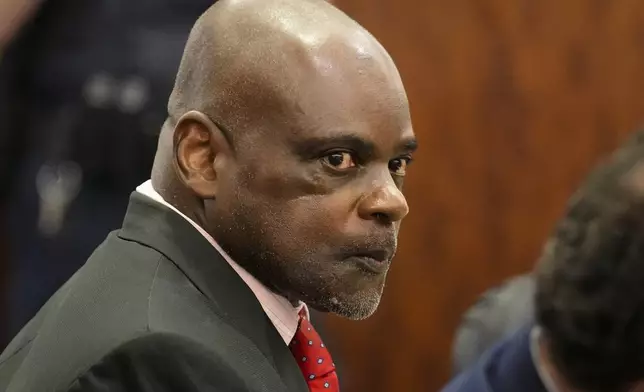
[0, 0, 40, 52]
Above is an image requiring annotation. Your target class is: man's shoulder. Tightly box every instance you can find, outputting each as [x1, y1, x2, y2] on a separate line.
[442, 326, 545, 392]
[454, 274, 535, 365]
[3, 330, 247, 392]
[0, 233, 196, 391]
[0, 232, 160, 356]
[441, 357, 492, 392]
[0, 231, 272, 392]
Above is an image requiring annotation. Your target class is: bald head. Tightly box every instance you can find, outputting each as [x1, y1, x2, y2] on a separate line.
[154, 0, 414, 320]
[165, 0, 404, 137]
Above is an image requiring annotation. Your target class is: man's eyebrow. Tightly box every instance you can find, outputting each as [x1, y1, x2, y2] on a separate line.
[293, 135, 376, 157]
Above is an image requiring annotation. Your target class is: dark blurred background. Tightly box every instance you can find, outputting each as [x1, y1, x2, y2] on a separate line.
[3, 0, 644, 391]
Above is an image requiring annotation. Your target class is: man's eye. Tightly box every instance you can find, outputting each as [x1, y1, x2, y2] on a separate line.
[389, 157, 412, 175]
[321, 152, 356, 170]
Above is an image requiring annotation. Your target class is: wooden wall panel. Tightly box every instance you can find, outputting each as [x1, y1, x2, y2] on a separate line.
[324, 1, 644, 390]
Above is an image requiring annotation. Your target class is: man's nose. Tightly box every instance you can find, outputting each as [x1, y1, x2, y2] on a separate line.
[357, 176, 409, 224]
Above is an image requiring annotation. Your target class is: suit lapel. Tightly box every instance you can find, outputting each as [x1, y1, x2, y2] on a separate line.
[264, 321, 311, 391]
[118, 192, 308, 391]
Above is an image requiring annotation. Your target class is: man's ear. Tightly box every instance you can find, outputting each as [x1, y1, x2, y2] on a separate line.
[173, 111, 231, 199]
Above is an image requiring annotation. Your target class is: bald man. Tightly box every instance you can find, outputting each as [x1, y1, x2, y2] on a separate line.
[0, 0, 416, 391]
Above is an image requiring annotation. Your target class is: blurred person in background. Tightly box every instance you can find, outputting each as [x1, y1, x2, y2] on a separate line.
[449, 130, 644, 377]
[443, 130, 644, 392]
[451, 273, 534, 375]
[0, 0, 213, 345]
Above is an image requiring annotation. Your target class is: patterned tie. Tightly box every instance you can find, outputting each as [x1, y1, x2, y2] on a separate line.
[289, 312, 340, 391]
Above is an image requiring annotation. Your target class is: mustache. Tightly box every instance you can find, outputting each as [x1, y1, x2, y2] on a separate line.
[334, 235, 398, 262]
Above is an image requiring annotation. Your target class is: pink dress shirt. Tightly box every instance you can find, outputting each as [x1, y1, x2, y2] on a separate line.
[136, 180, 308, 345]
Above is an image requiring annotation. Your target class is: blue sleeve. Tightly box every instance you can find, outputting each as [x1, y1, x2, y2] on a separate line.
[441, 370, 484, 392]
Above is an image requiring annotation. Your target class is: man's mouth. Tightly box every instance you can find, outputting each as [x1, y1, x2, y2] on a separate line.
[344, 249, 392, 274]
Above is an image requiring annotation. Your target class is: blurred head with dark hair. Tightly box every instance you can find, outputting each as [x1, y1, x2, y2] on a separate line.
[451, 129, 644, 376]
[535, 138, 644, 392]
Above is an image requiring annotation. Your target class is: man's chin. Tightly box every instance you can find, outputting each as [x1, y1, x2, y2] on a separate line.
[309, 289, 383, 320]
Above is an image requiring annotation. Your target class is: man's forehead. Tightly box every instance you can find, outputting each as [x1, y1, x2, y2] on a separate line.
[190, 0, 413, 157]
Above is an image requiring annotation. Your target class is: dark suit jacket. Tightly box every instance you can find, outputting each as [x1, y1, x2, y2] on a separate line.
[442, 326, 546, 392]
[0, 192, 309, 392]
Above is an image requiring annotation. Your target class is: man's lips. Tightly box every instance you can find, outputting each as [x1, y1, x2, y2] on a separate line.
[343, 248, 392, 274]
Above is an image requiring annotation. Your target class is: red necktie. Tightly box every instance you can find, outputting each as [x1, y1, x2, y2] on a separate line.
[289, 312, 340, 391]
